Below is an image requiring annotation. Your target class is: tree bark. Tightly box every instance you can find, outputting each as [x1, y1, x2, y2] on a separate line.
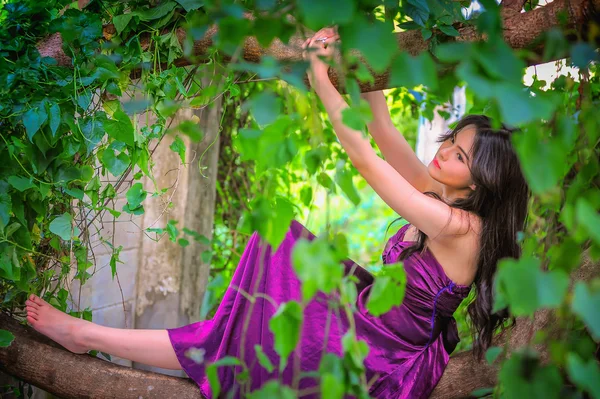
[37, 0, 600, 93]
[1, 254, 597, 399]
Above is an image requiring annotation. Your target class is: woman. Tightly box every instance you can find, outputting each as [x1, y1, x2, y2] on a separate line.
[24, 28, 529, 398]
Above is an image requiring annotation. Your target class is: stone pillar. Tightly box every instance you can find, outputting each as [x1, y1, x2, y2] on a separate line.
[416, 86, 466, 163]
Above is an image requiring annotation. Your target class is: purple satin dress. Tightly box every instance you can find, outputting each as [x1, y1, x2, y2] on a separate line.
[167, 220, 471, 398]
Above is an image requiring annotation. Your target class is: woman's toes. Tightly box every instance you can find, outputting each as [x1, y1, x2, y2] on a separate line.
[32, 295, 45, 306]
[27, 305, 38, 315]
[27, 315, 37, 324]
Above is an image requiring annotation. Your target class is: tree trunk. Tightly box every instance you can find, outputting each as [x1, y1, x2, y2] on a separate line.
[1, 254, 597, 399]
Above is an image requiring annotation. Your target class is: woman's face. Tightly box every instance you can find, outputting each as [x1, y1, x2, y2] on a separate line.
[428, 125, 477, 195]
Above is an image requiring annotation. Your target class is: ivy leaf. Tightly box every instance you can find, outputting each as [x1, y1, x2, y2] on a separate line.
[495, 257, 569, 316]
[566, 353, 600, 399]
[126, 183, 147, 209]
[390, 52, 438, 90]
[366, 263, 406, 316]
[292, 237, 344, 301]
[0, 329, 15, 348]
[485, 347, 503, 365]
[0, 246, 20, 281]
[254, 344, 275, 373]
[48, 102, 61, 136]
[576, 199, 600, 246]
[439, 25, 459, 36]
[297, 0, 355, 30]
[335, 167, 361, 206]
[133, 1, 177, 21]
[23, 105, 48, 141]
[105, 110, 135, 147]
[247, 381, 296, 399]
[269, 301, 303, 372]
[572, 282, 600, 340]
[341, 18, 397, 73]
[177, 120, 203, 142]
[0, 181, 11, 231]
[175, 0, 204, 12]
[113, 14, 133, 35]
[49, 213, 80, 241]
[170, 136, 186, 164]
[7, 176, 35, 192]
[246, 91, 281, 127]
[101, 149, 130, 177]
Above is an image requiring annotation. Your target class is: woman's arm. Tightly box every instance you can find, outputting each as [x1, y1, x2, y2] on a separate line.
[361, 91, 440, 194]
[303, 36, 469, 239]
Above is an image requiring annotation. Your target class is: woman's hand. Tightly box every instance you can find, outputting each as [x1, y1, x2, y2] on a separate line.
[302, 27, 339, 87]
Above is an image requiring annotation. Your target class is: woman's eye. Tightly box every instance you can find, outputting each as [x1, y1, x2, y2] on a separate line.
[458, 153, 463, 162]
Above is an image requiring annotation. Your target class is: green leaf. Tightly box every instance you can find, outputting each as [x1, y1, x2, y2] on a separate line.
[576, 199, 600, 246]
[485, 346, 503, 365]
[254, 344, 274, 373]
[0, 246, 20, 281]
[297, 0, 355, 30]
[7, 176, 34, 192]
[23, 105, 48, 141]
[439, 25, 459, 37]
[570, 42, 600, 69]
[133, 1, 177, 21]
[421, 28, 432, 40]
[49, 213, 79, 241]
[247, 381, 296, 399]
[335, 168, 361, 206]
[269, 301, 303, 372]
[390, 52, 438, 90]
[341, 18, 398, 73]
[292, 238, 344, 301]
[109, 246, 123, 279]
[0, 330, 15, 348]
[101, 149, 130, 177]
[499, 351, 562, 399]
[495, 257, 569, 316]
[175, 0, 204, 12]
[495, 83, 554, 126]
[572, 282, 600, 340]
[176, 120, 203, 142]
[566, 353, 600, 399]
[404, 0, 429, 26]
[512, 126, 566, 194]
[321, 373, 344, 399]
[366, 263, 406, 316]
[126, 183, 147, 209]
[113, 14, 133, 35]
[106, 111, 135, 147]
[246, 91, 281, 127]
[170, 136, 186, 163]
[0, 182, 11, 231]
[48, 102, 61, 136]
[206, 364, 221, 397]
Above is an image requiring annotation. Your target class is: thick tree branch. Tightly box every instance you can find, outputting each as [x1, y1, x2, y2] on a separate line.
[1, 254, 597, 399]
[37, 0, 600, 92]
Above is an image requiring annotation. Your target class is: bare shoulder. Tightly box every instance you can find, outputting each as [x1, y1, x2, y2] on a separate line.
[428, 212, 481, 285]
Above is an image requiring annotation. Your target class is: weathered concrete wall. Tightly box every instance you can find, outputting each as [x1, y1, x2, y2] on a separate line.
[416, 86, 466, 164]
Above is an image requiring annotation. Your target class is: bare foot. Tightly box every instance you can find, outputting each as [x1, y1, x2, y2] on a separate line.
[25, 294, 91, 354]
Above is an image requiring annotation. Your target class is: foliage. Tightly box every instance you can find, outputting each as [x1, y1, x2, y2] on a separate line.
[0, 0, 599, 398]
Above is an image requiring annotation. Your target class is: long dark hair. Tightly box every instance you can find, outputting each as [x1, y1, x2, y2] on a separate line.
[397, 114, 530, 358]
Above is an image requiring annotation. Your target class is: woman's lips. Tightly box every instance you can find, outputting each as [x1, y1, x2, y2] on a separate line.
[433, 159, 441, 169]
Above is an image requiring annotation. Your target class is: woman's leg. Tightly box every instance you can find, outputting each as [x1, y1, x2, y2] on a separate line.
[25, 294, 182, 370]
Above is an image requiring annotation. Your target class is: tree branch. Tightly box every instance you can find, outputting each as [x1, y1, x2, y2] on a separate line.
[2, 254, 597, 399]
[37, 0, 600, 92]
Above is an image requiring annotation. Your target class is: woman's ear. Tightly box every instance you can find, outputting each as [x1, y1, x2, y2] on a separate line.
[470, 183, 477, 191]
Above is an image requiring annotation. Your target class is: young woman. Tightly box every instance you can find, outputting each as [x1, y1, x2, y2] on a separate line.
[24, 28, 529, 398]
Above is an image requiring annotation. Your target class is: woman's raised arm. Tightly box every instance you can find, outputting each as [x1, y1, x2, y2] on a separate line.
[361, 91, 439, 193]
